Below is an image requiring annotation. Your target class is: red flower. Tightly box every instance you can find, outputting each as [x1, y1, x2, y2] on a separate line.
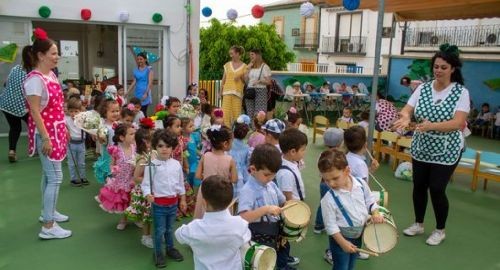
[33, 28, 48, 41]
[155, 104, 165, 113]
[213, 108, 224, 118]
[139, 118, 155, 129]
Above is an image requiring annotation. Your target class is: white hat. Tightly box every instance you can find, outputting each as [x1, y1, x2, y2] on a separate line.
[104, 85, 117, 94]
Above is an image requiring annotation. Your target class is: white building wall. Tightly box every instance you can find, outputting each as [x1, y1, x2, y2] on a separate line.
[0, 0, 200, 98]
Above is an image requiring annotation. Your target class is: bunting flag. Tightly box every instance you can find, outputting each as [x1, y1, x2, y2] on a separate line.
[131, 46, 160, 64]
[0, 43, 18, 63]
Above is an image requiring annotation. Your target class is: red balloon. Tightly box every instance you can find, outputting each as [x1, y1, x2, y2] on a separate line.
[251, 5, 264, 19]
[81, 9, 91, 21]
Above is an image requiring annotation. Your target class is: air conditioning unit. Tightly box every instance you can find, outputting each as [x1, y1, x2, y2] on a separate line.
[348, 43, 355, 52]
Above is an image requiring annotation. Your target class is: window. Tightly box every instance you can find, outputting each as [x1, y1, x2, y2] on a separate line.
[337, 12, 362, 39]
[273, 16, 284, 39]
[299, 13, 318, 47]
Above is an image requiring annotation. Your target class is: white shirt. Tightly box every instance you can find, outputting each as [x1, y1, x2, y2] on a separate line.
[175, 210, 251, 270]
[276, 158, 305, 200]
[23, 75, 50, 109]
[321, 176, 378, 235]
[407, 81, 470, 113]
[142, 158, 185, 197]
[358, 121, 369, 129]
[247, 64, 271, 88]
[65, 115, 84, 140]
[346, 152, 369, 182]
[339, 116, 353, 123]
[133, 110, 145, 124]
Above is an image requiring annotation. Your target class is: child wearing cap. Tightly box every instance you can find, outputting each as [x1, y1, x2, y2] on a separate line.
[262, 118, 286, 152]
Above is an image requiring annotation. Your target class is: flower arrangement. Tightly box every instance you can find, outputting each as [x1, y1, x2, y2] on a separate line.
[178, 104, 196, 119]
[74, 111, 107, 137]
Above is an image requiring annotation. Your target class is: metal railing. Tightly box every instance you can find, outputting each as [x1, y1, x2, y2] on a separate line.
[286, 63, 365, 74]
[294, 33, 319, 48]
[405, 24, 500, 47]
[321, 36, 367, 54]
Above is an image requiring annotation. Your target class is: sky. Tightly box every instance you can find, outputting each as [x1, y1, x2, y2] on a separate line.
[199, 0, 281, 27]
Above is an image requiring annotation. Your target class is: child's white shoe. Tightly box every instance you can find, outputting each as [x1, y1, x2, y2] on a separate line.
[403, 223, 424, 236]
[426, 230, 445, 246]
[141, 235, 154, 248]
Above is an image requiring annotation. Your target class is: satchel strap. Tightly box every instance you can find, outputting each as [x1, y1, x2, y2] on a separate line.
[279, 165, 304, 201]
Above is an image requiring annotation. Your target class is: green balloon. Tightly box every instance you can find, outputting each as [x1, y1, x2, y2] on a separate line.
[39, 6, 51, 18]
[152, 13, 163, 23]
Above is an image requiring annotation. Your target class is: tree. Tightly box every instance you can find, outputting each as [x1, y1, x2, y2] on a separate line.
[199, 19, 295, 80]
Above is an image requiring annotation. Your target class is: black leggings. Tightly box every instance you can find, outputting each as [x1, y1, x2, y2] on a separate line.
[412, 157, 460, 229]
[140, 105, 149, 117]
[2, 111, 28, 152]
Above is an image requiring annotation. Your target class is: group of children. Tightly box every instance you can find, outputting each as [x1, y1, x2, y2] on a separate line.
[62, 82, 385, 270]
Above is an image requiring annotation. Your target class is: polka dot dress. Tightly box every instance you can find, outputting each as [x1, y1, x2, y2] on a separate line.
[0, 65, 28, 117]
[375, 99, 399, 131]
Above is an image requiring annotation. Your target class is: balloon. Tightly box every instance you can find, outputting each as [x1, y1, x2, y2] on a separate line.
[38, 6, 51, 18]
[343, 0, 360, 11]
[81, 9, 92, 21]
[251, 5, 264, 19]
[226, 9, 238, 21]
[300, 2, 315, 18]
[119, 11, 129, 22]
[152, 13, 163, 23]
[202, 7, 212, 17]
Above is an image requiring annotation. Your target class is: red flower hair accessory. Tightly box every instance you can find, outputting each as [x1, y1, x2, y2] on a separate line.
[155, 104, 165, 113]
[213, 108, 224, 118]
[139, 117, 155, 129]
[33, 28, 48, 41]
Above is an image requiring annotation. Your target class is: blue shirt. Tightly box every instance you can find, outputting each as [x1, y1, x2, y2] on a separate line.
[229, 139, 250, 196]
[133, 66, 152, 106]
[238, 175, 286, 222]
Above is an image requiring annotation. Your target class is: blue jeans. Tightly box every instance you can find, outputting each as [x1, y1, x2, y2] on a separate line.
[67, 142, 86, 180]
[276, 241, 291, 269]
[329, 236, 361, 270]
[315, 181, 330, 227]
[152, 203, 178, 256]
[37, 134, 64, 223]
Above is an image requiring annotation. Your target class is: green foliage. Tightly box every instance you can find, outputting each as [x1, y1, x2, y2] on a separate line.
[199, 19, 295, 80]
[406, 59, 432, 82]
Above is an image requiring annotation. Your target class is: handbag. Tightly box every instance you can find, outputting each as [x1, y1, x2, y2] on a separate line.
[244, 65, 264, 100]
[249, 219, 281, 248]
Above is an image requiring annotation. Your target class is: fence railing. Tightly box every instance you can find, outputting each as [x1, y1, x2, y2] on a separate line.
[405, 24, 500, 47]
[286, 62, 365, 74]
[321, 36, 367, 54]
[198, 80, 222, 107]
[294, 33, 319, 48]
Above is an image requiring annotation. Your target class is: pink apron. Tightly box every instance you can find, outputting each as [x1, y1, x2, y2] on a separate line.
[25, 70, 67, 161]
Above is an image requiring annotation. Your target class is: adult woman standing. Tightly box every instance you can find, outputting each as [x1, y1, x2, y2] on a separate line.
[0, 46, 31, 162]
[244, 49, 271, 119]
[393, 44, 469, 246]
[23, 29, 71, 239]
[221, 46, 246, 126]
[128, 52, 153, 116]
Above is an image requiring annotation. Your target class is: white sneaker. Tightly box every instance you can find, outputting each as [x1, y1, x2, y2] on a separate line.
[141, 235, 154, 248]
[358, 252, 370, 260]
[403, 223, 424, 236]
[38, 222, 72, 239]
[38, 211, 69, 223]
[426, 230, 446, 246]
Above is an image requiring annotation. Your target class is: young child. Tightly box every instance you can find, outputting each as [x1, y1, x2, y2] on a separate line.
[199, 103, 212, 132]
[286, 107, 308, 134]
[130, 97, 145, 124]
[358, 111, 369, 129]
[239, 144, 297, 270]
[175, 175, 251, 270]
[116, 84, 126, 106]
[262, 118, 286, 151]
[125, 127, 154, 248]
[344, 126, 379, 184]
[338, 107, 354, 124]
[198, 88, 209, 105]
[121, 104, 136, 125]
[141, 129, 186, 267]
[194, 125, 238, 219]
[65, 97, 88, 186]
[320, 82, 331, 94]
[229, 115, 251, 197]
[276, 128, 308, 201]
[318, 149, 384, 270]
[248, 111, 267, 148]
[96, 123, 136, 229]
[93, 98, 121, 184]
[164, 96, 181, 116]
[184, 83, 198, 102]
[472, 102, 493, 128]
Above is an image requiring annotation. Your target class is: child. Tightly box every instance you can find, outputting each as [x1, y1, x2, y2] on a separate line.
[358, 111, 369, 129]
[185, 83, 198, 102]
[238, 144, 297, 270]
[472, 102, 493, 128]
[182, 117, 201, 190]
[121, 104, 136, 125]
[164, 96, 181, 116]
[194, 125, 238, 219]
[199, 103, 212, 132]
[318, 149, 384, 270]
[130, 97, 145, 124]
[229, 115, 251, 197]
[96, 123, 136, 229]
[276, 128, 308, 201]
[125, 127, 154, 248]
[141, 129, 186, 268]
[175, 175, 251, 270]
[338, 107, 354, 124]
[320, 82, 331, 94]
[93, 98, 121, 184]
[262, 118, 286, 151]
[212, 108, 224, 126]
[248, 111, 267, 148]
[198, 88, 209, 105]
[116, 84, 126, 106]
[286, 107, 308, 134]
[344, 126, 379, 183]
[65, 97, 88, 186]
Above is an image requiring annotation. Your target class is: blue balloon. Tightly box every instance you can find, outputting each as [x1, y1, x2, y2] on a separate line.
[343, 0, 360, 11]
[202, 7, 212, 17]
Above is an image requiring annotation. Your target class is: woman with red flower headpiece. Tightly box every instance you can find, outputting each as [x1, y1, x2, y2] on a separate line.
[23, 28, 72, 239]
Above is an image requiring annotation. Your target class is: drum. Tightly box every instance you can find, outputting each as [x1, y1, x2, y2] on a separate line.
[371, 190, 389, 207]
[363, 206, 398, 253]
[281, 200, 311, 242]
[240, 241, 276, 270]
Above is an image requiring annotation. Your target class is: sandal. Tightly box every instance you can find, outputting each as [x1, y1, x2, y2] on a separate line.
[8, 152, 17, 163]
[116, 221, 127, 230]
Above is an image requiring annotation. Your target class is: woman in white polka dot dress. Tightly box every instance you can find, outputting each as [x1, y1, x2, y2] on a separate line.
[23, 28, 71, 240]
[0, 47, 31, 162]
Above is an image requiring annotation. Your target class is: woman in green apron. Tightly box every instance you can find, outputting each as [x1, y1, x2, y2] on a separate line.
[393, 44, 470, 246]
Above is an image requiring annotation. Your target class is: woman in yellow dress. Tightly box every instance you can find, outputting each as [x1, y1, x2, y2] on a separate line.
[221, 46, 247, 126]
